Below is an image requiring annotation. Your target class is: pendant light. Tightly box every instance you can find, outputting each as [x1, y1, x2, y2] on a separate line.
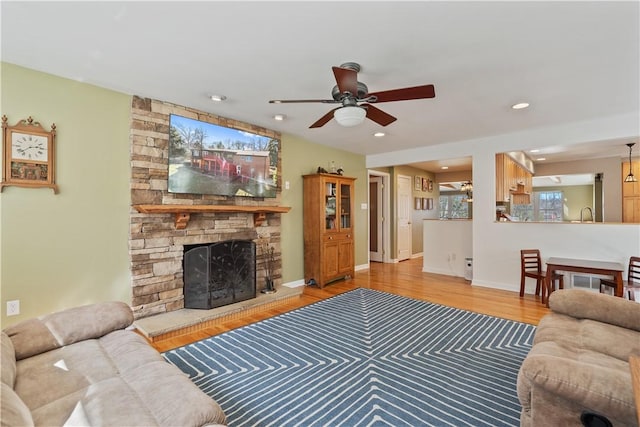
[624, 143, 637, 183]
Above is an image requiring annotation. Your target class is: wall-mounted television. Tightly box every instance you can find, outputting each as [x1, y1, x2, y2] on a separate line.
[168, 114, 279, 198]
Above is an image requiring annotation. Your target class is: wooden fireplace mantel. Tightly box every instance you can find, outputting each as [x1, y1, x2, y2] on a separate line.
[133, 204, 291, 229]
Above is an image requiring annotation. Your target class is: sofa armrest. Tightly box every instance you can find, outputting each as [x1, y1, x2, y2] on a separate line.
[3, 301, 133, 360]
[548, 289, 640, 333]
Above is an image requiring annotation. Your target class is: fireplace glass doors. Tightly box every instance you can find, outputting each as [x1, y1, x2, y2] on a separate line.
[183, 240, 256, 309]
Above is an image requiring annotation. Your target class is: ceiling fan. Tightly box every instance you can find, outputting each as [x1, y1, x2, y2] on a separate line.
[269, 62, 436, 128]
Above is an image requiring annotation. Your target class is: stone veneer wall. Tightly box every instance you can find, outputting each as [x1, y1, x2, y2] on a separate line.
[129, 96, 284, 319]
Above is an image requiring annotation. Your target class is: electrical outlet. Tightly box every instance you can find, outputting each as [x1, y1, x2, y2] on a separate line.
[7, 300, 20, 316]
[285, 181, 290, 190]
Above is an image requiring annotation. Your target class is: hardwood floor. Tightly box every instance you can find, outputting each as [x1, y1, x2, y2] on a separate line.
[149, 257, 549, 352]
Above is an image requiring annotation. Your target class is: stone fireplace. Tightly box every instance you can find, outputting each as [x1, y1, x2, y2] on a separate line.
[128, 97, 285, 320]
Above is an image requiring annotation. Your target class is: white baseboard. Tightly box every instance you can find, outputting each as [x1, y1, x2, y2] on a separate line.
[422, 266, 463, 278]
[283, 279, 306, 288]
[283, 264, 369, 288]
[471, 279, 519, 293]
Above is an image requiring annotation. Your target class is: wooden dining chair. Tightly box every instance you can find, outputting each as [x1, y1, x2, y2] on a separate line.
[520, 249, 564, 298]
[599, 256, 640, 301]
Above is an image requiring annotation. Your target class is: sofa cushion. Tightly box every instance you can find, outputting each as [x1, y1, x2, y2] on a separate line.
[1, 332, 16, 387]
[5, 301, 133, 360]
[15, 330, 225, 426]
[1, 382, 34, 427]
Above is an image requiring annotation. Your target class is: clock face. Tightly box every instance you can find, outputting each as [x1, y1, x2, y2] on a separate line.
[11, 132, 48, 162]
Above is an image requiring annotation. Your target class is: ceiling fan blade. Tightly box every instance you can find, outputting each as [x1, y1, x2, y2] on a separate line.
[309, 108, 340, 128]
[364, 104, 397, 127]
[332, 66, 359, 97]
[269, 99, 338, 104]
[368, 84, 435, 103]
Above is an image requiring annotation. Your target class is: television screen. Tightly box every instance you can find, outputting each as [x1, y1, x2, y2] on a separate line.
[168, 114, 279, 197]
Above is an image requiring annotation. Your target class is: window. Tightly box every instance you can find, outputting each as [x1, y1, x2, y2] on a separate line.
[510, 190, 563, 221]
[535, 191, 563, 221]
[439, 194, 470, 219]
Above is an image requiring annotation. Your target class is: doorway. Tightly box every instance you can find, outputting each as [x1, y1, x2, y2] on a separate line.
[396, 174, 412, 262]
[368, 171, 390, 263]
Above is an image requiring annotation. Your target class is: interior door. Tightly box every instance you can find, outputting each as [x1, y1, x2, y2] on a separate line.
[369, 176, 383, 262]
[397, 174, 412, 261]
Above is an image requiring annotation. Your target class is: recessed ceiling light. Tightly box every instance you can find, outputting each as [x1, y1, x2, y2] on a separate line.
[530, 149, 540, 153]
[441, 166, 449, 170]
[274, 114, 286, 121]
[210, 94, 227, 102]
[512, 102, 530, 110]
[536, 157, 546, 161]
[373, 132, 385, 137]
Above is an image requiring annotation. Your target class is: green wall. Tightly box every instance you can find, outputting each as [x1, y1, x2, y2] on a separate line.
[1, 63, 132, 326]
[1, 63, 369, 325]
[280, 134, 368, 283]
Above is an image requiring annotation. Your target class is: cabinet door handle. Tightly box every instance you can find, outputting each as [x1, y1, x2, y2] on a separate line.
[328, 236, 333, 240]
[347, 234, 351, 238]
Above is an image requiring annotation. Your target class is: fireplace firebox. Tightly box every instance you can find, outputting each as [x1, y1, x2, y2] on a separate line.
[183, 240, 256, 310]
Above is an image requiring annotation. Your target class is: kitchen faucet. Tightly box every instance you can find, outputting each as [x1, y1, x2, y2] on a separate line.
[580, 206, 594, 222]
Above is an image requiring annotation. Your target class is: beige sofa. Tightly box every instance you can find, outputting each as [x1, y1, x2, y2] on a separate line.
[1, 301, 226, 426]
[517, 289, 640, 426]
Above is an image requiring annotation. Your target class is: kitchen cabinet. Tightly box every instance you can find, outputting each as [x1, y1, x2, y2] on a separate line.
[303, 173, 356, 288]
[496, 153, 532, 204]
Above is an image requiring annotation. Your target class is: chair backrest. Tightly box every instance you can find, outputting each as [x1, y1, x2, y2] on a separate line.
[521, 249, 542, 273]
[628, 256, 640, 284]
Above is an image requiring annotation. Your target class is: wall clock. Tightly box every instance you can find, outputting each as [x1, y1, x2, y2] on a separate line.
[1, 115, 58, 193]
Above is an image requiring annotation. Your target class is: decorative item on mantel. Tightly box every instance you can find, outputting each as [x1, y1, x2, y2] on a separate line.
[259, 239, 277, 294]
[316, 162, 344, 175]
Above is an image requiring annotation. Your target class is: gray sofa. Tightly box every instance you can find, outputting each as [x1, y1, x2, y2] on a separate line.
[1, 301, 226, 426]
[517, 289, 640, 426]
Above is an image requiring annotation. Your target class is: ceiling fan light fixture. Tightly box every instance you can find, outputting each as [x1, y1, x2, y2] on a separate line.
[333, 106, 366, 127]
[624, 142, 637, 183]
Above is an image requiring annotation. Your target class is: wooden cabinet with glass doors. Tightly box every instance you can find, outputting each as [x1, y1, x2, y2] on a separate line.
[303, 173, 356, 288]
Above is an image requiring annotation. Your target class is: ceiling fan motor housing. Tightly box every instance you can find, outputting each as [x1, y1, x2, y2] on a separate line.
[331, 82, 369, 102]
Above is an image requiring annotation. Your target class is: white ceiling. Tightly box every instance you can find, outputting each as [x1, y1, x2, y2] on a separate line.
[2, 1, 639, 171]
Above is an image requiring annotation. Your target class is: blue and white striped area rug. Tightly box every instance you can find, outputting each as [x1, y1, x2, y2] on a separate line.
[164, 288, 535, 427]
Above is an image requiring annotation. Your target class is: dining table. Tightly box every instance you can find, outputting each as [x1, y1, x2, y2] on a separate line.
[543, 257, 625, 306]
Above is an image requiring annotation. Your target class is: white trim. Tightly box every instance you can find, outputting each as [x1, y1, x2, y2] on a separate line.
[355, 263, 369, 271]
[471, 279, 518, 293]
[283, 279, 306, 288]
[422, 266, 464, 278]
[411, 252, 424, 259]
